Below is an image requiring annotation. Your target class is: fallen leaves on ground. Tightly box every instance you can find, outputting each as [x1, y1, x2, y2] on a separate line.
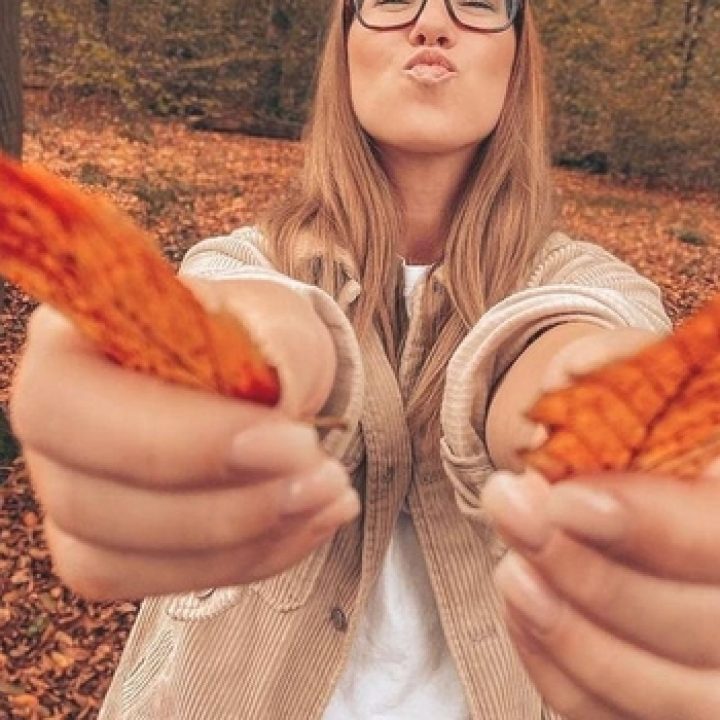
[0, 92, 719, 717]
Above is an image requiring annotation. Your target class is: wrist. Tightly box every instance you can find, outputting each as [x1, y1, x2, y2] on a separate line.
[486, 323, 610, 471]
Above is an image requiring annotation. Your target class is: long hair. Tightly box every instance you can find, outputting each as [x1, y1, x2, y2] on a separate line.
[259, 0, 552, 463]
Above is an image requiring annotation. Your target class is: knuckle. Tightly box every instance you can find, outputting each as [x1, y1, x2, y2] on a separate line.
[10, 307, 71, 445]
[8, 357, 36, 445]
[700, 685, 720, 720]
[213, 487, 285, 548]
[541, 536, 623, 613]
[25, 304, 56, 343]
[44, 522, 120, 601]
[306, 513, 341, 544]
[133, 410, 190, 488]
[25, 304, 74, 353]
[137, 438, 170, 487]
[61, 571, 118, 602]
[701, 613, 720, 666]
[572, 551, 624, 611]
[23, 450, 54, 496]
[25, 454, 89, 539]
[546, 693, 591, 720]
[683, 677, 720, 720]
[42, 484, 84, 539]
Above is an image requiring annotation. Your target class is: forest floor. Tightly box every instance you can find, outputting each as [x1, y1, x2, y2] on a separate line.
[1, 92, 720, 718]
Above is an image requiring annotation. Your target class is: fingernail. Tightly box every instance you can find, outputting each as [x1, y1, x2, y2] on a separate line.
[495, 552, 561, 633]
[547, 483, 627, 542]
[334, 487, 362, 523]
[503, 606, 543, 655]
[482, 470, 551, 549]
[281, 460, 350, 516]
[227, 424, 318, 472]
[312, 487, 361, 537]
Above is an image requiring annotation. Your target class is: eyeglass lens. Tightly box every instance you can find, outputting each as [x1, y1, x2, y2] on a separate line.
[357, 0, 517, 31]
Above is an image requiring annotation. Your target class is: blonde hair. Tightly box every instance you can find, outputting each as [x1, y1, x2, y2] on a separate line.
[259, 0, 552, 463]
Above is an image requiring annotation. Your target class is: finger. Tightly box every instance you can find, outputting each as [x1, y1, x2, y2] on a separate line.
[546, 473, 720, 582]
[481, 468, 553, 550]
[12, 307, 322, 488]
[495, 553, 720, 720]
[45, 489, 360, 601]
[519, 531, 720, 668]
[503, 607, 634, 720]
[29, 451, 352, 553]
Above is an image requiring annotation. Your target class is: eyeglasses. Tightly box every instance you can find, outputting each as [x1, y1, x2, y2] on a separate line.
[353, 0, 521, 33]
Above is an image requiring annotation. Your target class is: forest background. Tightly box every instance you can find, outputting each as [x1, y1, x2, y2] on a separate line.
[18, 0, 720, 189]
[0, 0, 719, 717]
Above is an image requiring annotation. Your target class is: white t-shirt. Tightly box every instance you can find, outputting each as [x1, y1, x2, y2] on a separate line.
[323, 263, 470, 719]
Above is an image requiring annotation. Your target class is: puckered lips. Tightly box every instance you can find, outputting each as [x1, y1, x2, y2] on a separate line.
[404, 49, 458, 84]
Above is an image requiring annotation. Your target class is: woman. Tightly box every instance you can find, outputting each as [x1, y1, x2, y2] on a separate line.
[10, 1, 720, 718]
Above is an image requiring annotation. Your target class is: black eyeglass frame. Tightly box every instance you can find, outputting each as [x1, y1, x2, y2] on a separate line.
[351, 0, 523, 33]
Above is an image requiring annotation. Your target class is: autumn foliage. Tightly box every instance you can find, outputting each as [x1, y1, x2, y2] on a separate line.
[0, 97, 719, 718]
[19, 0, 720, 188]
[524, 297, 720, 481]
[2, 151, 720, 486]
[0, 152, 280, 405]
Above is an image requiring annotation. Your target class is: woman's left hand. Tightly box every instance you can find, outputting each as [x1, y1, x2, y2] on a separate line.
[482, 464, 720, 720]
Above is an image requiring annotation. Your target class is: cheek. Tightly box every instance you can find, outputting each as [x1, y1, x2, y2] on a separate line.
[464, 37, 517, 134]
[346, 26, 389, 124]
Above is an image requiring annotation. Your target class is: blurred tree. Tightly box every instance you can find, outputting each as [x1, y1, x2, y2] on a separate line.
[95, 0, 110, 38]
[0, 0, 23, 463]
[535, 0, 720, 188]
[17, 0, 720, 188]
[677, 0, 711, 90]
[0, 0, 23, 157]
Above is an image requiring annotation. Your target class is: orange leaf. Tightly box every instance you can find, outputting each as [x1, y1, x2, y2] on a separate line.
[0, 152, 280, 405]
[523, 294, 720, 481]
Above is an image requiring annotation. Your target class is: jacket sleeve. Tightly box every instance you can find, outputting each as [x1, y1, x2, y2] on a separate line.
[439, 232, 672, 519]
[542, 704, 565, 720]
[178, 226, 364, 460]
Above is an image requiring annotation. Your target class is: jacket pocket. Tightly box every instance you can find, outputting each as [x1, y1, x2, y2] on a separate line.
[164, 539, 334, 619]
[248, 424, 364, 612]
[248, 539, 332, 612]
[164, 585, 246, 622]
[162, 427, 364, 620]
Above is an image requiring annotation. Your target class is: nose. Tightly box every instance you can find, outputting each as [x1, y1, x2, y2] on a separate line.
[408, 0, 457, 47]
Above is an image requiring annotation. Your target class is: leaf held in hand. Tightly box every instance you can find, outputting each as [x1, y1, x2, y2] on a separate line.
[523, 295, 720, 481]
[0, 152, 280, 404]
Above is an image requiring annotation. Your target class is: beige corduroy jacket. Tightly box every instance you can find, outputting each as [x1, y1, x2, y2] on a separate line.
[98, 227, 670, 720]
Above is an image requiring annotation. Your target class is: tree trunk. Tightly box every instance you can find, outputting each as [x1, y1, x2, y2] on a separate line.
[0, 0, 23, 463]
[95, 0, 111, 39]
[0, 0, 23, 158]
[0, 0, 23, 308]
[677, 0, 710, 90]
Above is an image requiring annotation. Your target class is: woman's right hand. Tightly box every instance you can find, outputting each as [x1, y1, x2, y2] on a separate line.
[9, 294, 359, 601]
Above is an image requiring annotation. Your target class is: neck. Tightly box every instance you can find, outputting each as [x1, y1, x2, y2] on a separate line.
[379, 145, 477, 264]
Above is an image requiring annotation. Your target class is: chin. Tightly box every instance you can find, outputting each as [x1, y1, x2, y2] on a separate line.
[360, 112, 487, 156]
[373, 131, 480, 156]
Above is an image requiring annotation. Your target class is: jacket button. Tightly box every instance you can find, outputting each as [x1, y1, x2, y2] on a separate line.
[330, 607, 348, 632]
